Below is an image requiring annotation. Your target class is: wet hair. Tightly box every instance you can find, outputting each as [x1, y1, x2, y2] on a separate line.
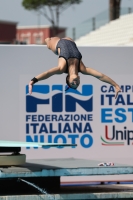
[65, 75, 78, 91]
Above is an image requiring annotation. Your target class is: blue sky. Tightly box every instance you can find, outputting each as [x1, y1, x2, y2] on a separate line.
[0, 0, 133, 28]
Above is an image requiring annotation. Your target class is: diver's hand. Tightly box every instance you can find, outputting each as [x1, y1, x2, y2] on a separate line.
[115, 85, 121, 99]
[29, 77, 38, 95]
[29, 81, 34, 95]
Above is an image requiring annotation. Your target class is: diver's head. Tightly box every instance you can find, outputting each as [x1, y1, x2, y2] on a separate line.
[66, 74, 80, 90]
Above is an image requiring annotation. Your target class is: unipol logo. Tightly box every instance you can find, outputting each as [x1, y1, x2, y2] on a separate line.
[26, 85, 93, 112]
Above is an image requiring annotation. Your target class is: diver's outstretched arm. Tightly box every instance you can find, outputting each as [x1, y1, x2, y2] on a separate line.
[80, 61, 121, 99]
[29, 66, 64, 95]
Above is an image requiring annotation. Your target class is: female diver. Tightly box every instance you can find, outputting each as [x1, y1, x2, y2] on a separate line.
[29, 37, 121, 98]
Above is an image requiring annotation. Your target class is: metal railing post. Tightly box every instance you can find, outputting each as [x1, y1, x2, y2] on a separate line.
[73, 28, 76, 41]
[128, 7, 131, 14]
[92, 17, 96, 31]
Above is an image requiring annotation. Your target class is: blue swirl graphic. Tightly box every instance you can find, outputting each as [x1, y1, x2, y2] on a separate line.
[65, 85, 92, 96]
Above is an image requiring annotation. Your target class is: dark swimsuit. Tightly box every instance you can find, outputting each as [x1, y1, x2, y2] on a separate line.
[56, 39, 82, 73]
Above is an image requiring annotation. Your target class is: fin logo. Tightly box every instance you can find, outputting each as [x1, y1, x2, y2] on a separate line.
[26, 85, 93, 113]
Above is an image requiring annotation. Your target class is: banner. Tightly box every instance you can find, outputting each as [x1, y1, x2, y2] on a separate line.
[0, 46, 133, 162]
[19, 73, 133, 160]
